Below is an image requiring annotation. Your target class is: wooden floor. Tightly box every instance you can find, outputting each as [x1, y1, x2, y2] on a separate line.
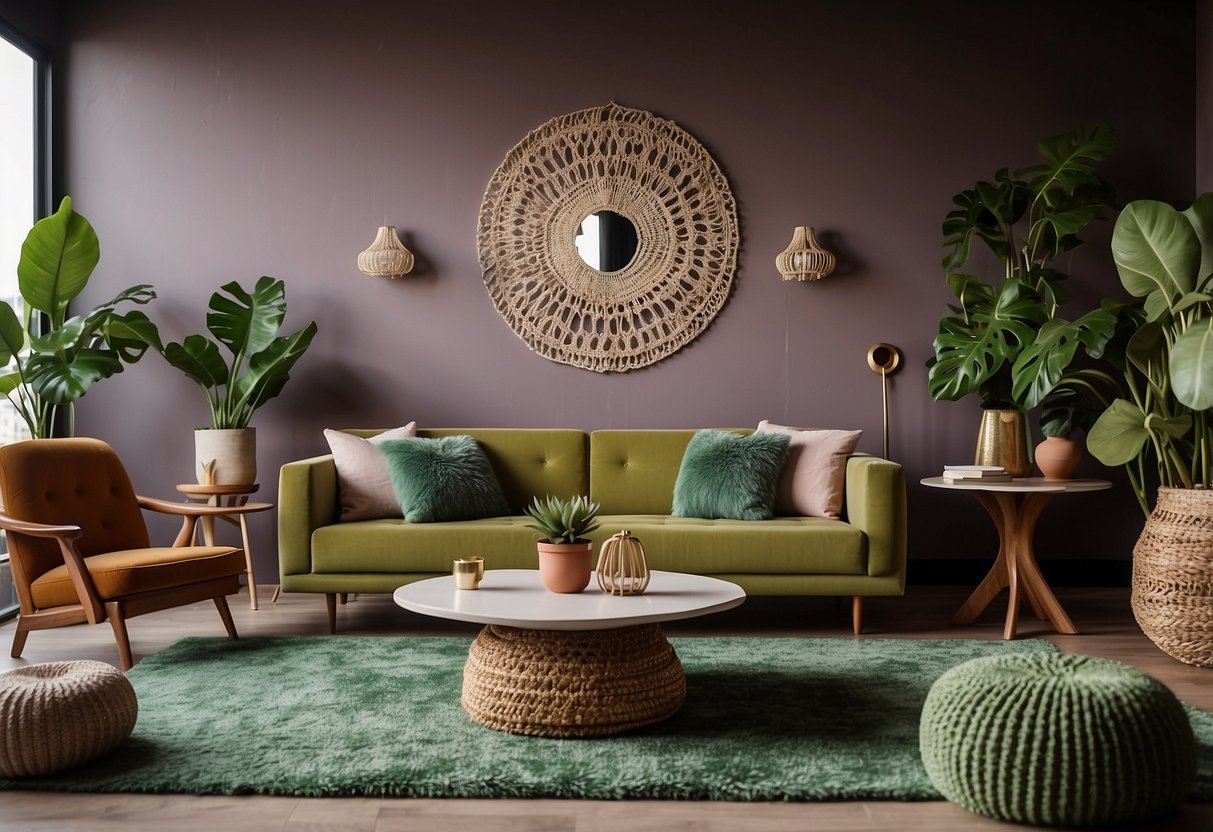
[0, 586, 1210, 831]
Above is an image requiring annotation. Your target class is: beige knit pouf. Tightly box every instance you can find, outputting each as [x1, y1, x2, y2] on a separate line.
[0, 660, 137, 777]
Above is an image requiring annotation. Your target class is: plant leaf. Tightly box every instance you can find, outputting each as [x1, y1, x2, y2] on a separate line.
[1010, 308, 1114, 410]
[227, 322, 318, 421]
[0, 302, 25, 366]
[1126, 321, 1167, 378]
[103, 310, 162, 361]
[1087, 399, 1150, 466]
[1112, 200, 1199, 304]
[31, 316, 85, 353]
[0, 371, 21, 395]
[163, 335, 229, 389]
[1017, 124, 1116, 199]
[24, 347, 123, 404]
[207, 276, 287, 359]
[16, 196, 99, 321]
[1182, 192, 1213, 287]
[1170, 318, 1213, 410]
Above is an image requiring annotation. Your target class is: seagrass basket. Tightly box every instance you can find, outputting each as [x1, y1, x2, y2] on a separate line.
[1131, 486, 1213, 667]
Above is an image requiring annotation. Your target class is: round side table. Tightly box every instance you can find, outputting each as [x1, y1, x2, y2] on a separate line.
[921, 476, 1111, 639]
[175, 483, 272, 610]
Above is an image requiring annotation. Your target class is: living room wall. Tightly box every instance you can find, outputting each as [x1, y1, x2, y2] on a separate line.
[54, 0, 1195, 581]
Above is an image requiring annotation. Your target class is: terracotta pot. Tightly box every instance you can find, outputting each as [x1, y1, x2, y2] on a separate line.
[194, 428, 256, 485]
[1132, 487, 1213, 667]
[974, 409, 1031, 477]
[1035, 435, 1082, 480]
[536, 540, 593, 593]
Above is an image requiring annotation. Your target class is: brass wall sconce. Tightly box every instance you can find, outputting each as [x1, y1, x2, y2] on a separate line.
[775, 226, 836, 281]
[358, 226, 415, 278]
[866, 343, 902, 459]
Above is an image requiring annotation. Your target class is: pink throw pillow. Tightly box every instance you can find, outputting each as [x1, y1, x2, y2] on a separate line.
[324, 423, 417, 521]
[756, 421, 862, 519]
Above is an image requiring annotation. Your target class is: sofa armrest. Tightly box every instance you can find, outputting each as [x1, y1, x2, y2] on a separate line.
[278, 454, 339, 578]
[844, 454, 907, 585]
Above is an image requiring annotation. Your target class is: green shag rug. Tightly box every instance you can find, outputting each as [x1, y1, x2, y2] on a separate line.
[2, 636, 1211, 801]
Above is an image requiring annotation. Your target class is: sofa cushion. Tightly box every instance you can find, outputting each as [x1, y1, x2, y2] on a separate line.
[757, 421, 862, 519]
[672, 430, 790, 520]
[31, 546, 245, 608]
[381, 436, 511, 522]
[595, 516, 866, 575]
[325, 423, 416, 521]
[311, 517, 543, 573]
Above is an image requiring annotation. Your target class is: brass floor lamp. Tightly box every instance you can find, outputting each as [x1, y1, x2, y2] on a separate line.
[866, 343, 902, 459]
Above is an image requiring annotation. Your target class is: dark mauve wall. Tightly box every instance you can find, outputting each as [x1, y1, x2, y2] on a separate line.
[59, 0, 1195, 582]
[0, 0, 59, 49]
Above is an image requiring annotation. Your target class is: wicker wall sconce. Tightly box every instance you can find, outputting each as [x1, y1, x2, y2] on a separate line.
[775, 226, 836, 281]
[358, 226, 415, 278]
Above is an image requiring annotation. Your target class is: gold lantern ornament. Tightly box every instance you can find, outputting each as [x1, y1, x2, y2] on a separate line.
[358, 225, 415, 278]
[775, 226, 836, 281]
[596, 529, 650, 596]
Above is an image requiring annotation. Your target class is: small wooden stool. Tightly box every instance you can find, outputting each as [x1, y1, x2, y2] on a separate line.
[175, 483, 272, 610]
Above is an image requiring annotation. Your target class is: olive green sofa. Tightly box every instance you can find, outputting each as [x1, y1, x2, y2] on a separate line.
[278, 428, 906, 633]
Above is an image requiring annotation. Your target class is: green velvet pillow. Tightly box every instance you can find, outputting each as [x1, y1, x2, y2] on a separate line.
[671, 429, 791, 520]
[379, 435, 511, 523]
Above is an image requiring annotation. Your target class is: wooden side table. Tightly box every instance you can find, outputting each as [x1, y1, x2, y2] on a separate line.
[175, 483, 273, 610]
[921, 477, 1111, 639]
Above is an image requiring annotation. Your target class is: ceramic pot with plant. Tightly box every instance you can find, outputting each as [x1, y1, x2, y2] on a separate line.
[927, 125, 1124, 473]
[0, 197, 160, 438]
[525, 494, 601, 593]
[159, 276, 317, 484]
[1087, 195, 1213, 666]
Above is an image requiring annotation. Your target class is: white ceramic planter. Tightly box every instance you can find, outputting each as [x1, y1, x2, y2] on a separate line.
[194, 428, 257, 485]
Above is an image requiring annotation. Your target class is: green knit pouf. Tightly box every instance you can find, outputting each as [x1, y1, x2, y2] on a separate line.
[919, 653, 1195, 828]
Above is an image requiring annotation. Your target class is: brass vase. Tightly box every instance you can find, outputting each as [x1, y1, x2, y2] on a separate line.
[974, 409, 1030, 477]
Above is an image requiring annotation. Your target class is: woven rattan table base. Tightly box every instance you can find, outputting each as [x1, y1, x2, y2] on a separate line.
[461, 623, 686, 737]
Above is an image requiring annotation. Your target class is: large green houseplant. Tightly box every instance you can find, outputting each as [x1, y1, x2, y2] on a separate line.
[160, 275, 317, 484]
[927, 124, 1124, 472]
[0, 196, 159, 438]
[1085, 195, 1213, 666]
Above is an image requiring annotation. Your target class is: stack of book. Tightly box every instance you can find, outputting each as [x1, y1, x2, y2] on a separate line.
[942, 464, 1012, 483]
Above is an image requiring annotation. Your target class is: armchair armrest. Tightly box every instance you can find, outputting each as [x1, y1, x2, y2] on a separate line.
[278, 454, 339, 579]
[844, 454, 907, 587]
[0, 511, 104, 624]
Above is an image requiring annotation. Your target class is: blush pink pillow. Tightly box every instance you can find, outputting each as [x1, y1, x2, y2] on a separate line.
[756, 421, 862, 519]
[324, 423, 417, 521]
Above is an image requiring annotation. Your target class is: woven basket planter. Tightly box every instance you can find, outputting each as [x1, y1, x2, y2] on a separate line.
[1132, 486, 1213, 666]
[920, 653, 1195, 828]
[0, 660, 138, 777]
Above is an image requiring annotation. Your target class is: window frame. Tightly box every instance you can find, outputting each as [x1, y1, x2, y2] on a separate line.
[0, 16, 54, 622]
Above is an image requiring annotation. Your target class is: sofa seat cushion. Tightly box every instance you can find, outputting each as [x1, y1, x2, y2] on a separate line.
[596, 515, 865, 575]
[311, 517, 545, 574]
[30, 547, 244, 609]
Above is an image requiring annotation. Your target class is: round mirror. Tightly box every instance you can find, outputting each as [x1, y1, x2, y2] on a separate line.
[574, 210, 639, 272]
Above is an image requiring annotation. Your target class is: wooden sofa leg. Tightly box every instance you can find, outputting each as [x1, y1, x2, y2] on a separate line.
[339, 593, 348, 605]
[107, 601, 133, 671]
[852, 596, 863, 636]
[326, 593, 337, 634]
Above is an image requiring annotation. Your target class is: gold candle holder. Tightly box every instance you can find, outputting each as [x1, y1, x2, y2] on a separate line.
[453, 557, 485, 590]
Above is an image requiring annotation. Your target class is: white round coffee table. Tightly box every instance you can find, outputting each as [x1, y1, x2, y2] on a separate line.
[394, 569, 745, 737]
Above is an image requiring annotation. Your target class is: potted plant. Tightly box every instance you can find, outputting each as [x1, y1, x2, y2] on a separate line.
[524, 494, 601, 593]
[927, 124, 1121, 475]
[1086, 195, 1213, 666]
[159, 276, 317, 484]
[0, 196, 159, 438]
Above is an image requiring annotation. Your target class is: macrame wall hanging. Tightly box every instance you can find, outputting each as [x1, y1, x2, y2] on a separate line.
[477, 102, 739, 373]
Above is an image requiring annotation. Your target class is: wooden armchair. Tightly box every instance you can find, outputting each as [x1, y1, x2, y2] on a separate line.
[0, 438, 269, 670]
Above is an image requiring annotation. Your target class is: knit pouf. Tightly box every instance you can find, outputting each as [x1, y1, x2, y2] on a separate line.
[919, 653, 1195, 827]
[0, 660, 138, 777]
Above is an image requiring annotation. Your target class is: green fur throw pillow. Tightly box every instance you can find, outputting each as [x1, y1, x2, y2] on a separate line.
[672, 429, 791, 520]
[379, 435, 511, 523]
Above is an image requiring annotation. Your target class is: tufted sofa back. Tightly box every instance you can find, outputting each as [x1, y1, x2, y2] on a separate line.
[0, 438, 150, 584]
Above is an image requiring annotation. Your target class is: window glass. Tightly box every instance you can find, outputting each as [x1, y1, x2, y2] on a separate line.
[0, 33, 37, 617]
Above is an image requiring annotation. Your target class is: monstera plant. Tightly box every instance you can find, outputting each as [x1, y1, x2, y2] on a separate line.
[160, 275, 317, 484]
[927, 125, 1127, 469]
[0, 196, 159, 438]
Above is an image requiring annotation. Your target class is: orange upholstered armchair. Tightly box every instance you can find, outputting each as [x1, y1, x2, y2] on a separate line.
[0, 438, 266, 670]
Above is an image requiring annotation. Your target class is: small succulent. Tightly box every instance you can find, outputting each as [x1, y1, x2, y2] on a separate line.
[525, 495, 601, 544]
